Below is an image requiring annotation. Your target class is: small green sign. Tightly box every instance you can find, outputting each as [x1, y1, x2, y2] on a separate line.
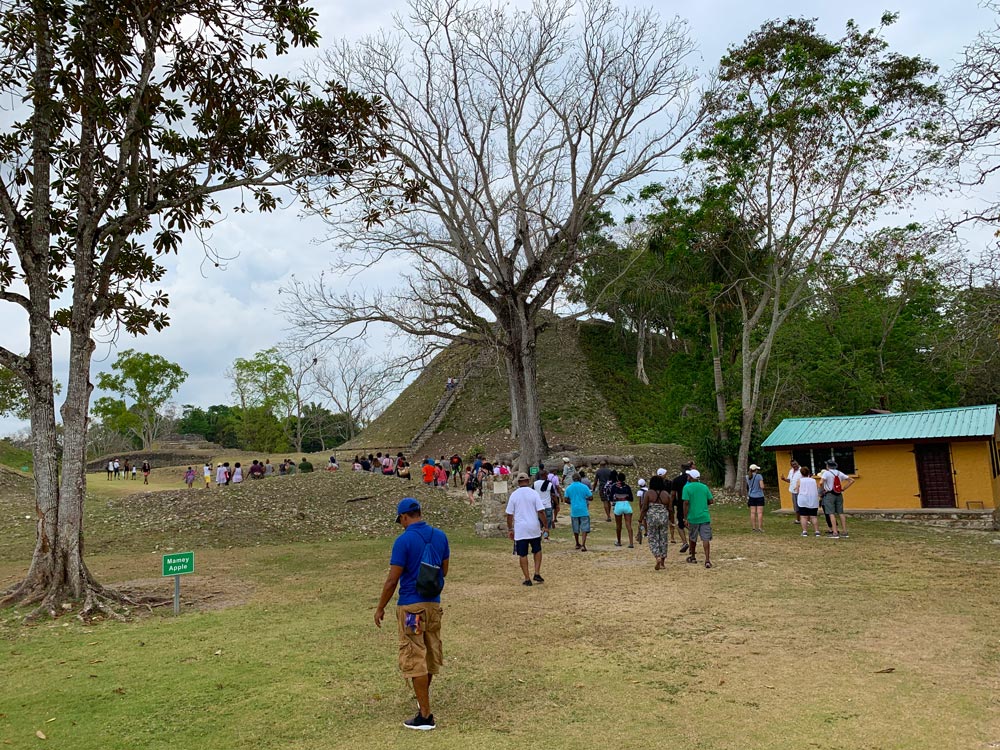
[529, 466, 539, 476]
[162, 552, 194, 577]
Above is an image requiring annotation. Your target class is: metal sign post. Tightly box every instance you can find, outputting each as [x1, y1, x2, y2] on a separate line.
[161, 552, 195, 615]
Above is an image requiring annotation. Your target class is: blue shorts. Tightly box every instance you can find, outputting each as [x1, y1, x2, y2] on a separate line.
[571, 516, 591, 534]
[613, 501, 633, 516]
[544, 507, 554, 527]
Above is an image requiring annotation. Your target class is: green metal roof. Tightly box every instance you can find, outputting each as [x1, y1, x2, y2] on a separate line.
[762, 404, 999, 449]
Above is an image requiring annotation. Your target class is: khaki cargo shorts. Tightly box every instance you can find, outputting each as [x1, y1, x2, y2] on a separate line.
[396, 602, 443, 678]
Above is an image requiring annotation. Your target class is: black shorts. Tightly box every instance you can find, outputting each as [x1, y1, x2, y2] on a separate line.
[514, 537, 542, 557]
[748, 497, 766, 507]
[672, 500, 686, 528]
[799, 507, 818, 517]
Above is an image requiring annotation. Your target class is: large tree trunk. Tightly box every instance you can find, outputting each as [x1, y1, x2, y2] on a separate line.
[709, 309, 737, 488]
[503, 308, 548, 471]
[635, 317, 649, 385]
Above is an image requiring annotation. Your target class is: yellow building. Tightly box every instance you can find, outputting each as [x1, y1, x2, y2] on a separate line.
[762, 405, 1000, 511]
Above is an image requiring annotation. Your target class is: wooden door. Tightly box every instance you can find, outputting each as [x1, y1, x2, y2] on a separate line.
[914, 443, 956, 509]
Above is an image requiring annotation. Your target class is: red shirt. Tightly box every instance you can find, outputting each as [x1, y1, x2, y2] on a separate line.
[422, 464, 436, 483]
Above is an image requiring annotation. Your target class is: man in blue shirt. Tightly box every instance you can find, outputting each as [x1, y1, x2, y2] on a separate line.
[374, 498, 450, 731]
[564, 473, 593, 550]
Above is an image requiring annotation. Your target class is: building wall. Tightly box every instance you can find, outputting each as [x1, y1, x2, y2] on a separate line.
[776, 441, 997, 511]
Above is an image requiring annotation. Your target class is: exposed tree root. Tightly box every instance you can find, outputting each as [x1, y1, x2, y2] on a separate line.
[5, 575, 168, 624]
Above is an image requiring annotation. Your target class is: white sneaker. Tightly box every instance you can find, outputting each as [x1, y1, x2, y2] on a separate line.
[830, 534, 840, 539]
[801, 531, 808, 536]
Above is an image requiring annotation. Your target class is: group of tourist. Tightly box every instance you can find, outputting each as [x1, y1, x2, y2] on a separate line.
[104, 458, 151, 484]
[504, 459, 716, 585]
[182, 457, 317, 488]
[372, 451, 861, 731]
[779, 458, 855, 538]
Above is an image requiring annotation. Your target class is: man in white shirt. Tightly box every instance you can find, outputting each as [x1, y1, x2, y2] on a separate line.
[533, 474, 556, 539]
[506, 472, 547, 586]
[781, 459, 802, 524]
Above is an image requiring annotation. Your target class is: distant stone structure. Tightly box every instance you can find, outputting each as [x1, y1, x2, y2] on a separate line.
[155, 433, 220, 451]
[475, 478, 510, 538]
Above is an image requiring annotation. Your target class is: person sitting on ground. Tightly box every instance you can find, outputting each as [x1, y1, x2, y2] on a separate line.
[298, 457, 314, 473]
[264, 459, 274, 477]
[328, 455, 340, 472]
[397, 459, 411, 480]
[353, 456, 363, 471]
[360, 455, 371, 472]
[285, 459, 297, 475]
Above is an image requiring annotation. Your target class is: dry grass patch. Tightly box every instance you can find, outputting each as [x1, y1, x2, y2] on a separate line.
[1, 483, 999, 749]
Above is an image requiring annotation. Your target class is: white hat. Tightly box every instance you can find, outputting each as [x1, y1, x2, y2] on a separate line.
[656, 468, 667, 476]
[638, 478, 647, 486]
[562, 457, 569, 462]
[749, 464, 760, 471]
[686, 468, 701, 479]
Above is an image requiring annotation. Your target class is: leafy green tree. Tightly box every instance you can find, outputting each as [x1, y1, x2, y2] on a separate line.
[0, 0, 389, 619]
[228, 349, 294, 452]
[93, 349, 187, 450]
[689, 15, 944, 487]
[766, 225, 962, 419]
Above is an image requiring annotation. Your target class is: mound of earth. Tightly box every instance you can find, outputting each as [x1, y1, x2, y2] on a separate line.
[90, 470, 478, 554]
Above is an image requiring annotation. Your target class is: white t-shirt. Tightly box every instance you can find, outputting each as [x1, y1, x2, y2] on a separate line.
[787, 468, 802, 494]
[506, 487, 544, 540]
[203, 465, 212, 478]
[820, 469, 849, 493]
[796, 477, 820, 508]
[533, 478, 555, 510]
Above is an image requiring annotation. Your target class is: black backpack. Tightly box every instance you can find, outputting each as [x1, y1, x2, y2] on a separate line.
[415, 527, 445, 599]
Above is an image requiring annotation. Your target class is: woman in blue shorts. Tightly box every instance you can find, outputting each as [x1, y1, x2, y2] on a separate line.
[610, 473, 635, 548]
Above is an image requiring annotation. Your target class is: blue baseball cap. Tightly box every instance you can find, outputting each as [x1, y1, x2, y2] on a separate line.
[395, 497, 421, 523]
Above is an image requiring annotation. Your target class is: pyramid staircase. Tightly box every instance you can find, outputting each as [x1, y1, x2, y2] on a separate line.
[407, 350, 489, 455]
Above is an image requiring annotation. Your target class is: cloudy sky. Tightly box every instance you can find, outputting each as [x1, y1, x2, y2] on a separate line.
[0, 0, 994, 435]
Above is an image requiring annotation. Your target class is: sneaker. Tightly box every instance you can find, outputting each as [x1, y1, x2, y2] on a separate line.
[830, 534, 840, 539]
[522, 579, 532, 586]
[841, 533, 849, 538]
[679, 543, 689, 554]
[815, 532, 821, 537]
[614, 541, 622, 547]
[533, 574, 544, 583]
[403, 713, 436, 731]
[628, 544, 634, 549]
[801, 531, 808, 537]
[575, 543, 582, 550]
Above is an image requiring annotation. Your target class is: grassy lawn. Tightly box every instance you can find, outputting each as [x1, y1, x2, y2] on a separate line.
[2, 472, 1000, 749]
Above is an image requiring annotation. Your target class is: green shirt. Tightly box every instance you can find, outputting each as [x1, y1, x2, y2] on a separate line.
[682, 481, 713, 524]
[298, 460, 314, 473]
